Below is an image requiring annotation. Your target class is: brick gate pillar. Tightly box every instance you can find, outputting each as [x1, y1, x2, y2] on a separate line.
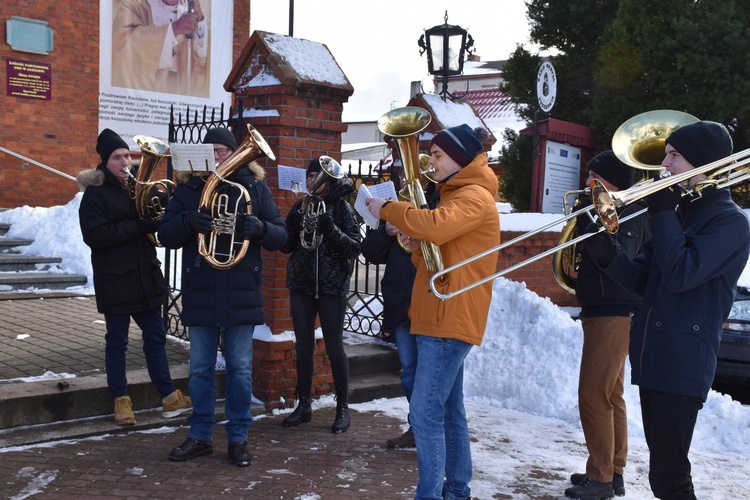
[225, 31, 354, 408]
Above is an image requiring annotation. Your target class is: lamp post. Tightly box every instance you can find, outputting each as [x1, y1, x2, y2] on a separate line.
[418, 11, 474, 100]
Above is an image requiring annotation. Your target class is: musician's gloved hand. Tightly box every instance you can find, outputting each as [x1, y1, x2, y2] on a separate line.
[242, 214, 266, 240]
[183, 210, 213, 235]
[136, 218, 161, 235]
[647, 186, 681, 215]
[583, 222, 615, 266]
[318, 212, 335, 236]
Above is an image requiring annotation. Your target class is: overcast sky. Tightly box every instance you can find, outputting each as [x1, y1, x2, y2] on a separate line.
[249, 0, 535, 121]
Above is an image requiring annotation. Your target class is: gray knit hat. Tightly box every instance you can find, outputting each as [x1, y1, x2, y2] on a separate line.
[203, 127, 238, 151]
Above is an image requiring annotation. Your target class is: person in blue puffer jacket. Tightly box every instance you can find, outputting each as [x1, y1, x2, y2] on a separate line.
[585, 120, 750, 500]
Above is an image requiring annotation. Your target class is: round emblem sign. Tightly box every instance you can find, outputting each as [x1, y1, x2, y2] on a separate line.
[536, 62, 557, 113]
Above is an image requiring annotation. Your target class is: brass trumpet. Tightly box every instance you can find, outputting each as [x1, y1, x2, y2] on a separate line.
[129, 135, 175, 246]
[197, 124, 275, 269]
[298, 155, 345, 250]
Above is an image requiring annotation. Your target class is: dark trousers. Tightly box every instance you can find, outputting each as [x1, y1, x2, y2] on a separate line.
[104, 306, 174, 399]
[289, 290, 349, 397]
[639, 387, 703, 500]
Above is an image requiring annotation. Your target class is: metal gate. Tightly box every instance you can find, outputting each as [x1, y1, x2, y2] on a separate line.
[163, 104, 389, 340]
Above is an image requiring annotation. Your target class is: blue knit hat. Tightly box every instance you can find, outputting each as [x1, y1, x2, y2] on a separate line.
[665, 121, 733, 168]
[431, 124, 486, 167]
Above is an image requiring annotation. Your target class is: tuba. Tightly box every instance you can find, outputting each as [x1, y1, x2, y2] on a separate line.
[129, 135, 175, 246]
[552, 110, 699, 293]
[298, 155, 345, 250]
[377, 107, 444, 274]
[197, 124, 275, 269]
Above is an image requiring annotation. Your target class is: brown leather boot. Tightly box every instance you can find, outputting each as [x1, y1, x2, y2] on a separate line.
[114, 395, 135, 426]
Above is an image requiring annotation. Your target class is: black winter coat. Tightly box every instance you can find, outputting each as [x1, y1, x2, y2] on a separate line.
[157, 163, 287, 328]
[282, 178, 360, 297]
[602, 187, 750, 400]
[360, 183, 439, 330]
[575, 200, 650, 316]
[78, 165, 169, 314]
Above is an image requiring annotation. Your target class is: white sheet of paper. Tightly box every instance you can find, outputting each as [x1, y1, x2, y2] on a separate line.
[170, 143, 215, 173]
[277, 165, 307, 192]
[354, 181, 398, 229]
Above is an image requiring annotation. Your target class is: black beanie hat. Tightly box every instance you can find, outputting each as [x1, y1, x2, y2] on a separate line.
[203, 127, 238, 151]
[307, 157, 322, 176]
[665, 121, 733, 168]
[431, 124, 486, 167]
[587, 150, 634, 190]
[96, 128, 129, 164]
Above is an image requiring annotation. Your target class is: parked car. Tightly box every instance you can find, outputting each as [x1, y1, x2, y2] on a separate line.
[716, 286, 750, 384]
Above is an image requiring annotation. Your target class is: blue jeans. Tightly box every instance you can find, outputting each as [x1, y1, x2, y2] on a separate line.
[104, 307, 174, 398]
[187, 325, 254, 443]
[393, 320, 417, 427]
[411, 335, 474, 500]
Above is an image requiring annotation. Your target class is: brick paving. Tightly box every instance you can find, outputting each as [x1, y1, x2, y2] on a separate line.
[0, 407, 418, 499]
[0, 294, 423, 499]
[0, 295, 190, 381]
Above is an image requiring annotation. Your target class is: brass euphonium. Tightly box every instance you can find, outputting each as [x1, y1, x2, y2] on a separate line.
[377, 107, 444, 274]
[129, 135, 175, 246]
[298, 155, 345, 250]
[396, 153, 438, 254]
[197, 124, 275, 269]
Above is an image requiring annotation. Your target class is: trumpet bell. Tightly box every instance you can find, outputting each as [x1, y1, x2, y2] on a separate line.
[612, 110, 699, 171]
[133, 135, 170, 157]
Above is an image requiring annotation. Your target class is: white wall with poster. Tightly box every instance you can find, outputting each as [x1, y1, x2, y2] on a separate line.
[541, 140, 582, 214]
[98, 0, 234, 145]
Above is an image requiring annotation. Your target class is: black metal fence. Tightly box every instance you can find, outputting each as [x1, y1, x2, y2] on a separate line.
[163, 104, 390, 340]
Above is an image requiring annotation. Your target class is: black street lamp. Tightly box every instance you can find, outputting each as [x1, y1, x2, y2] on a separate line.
[418, 11, 474, 100]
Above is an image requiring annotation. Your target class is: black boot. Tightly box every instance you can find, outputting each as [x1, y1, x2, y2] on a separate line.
[283, 393, 312, 428]
[331, 388, 350, 434]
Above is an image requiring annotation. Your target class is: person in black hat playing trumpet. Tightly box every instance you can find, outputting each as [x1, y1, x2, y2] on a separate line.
[280, 157, 361, 434]
[584, 120, 750, 500]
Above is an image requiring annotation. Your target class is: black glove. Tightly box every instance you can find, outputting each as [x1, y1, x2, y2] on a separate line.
[136, 218, 161, 234]
[647, 186, 681, 215]
[582, 222, 615, 266]
[318, 212, 334, 236]
[242, 214, 266, 240]
[183, 210, 213, 235]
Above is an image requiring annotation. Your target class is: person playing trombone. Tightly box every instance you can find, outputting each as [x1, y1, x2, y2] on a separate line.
[584, 120, 750, 500]
[366, 124, 499, 500]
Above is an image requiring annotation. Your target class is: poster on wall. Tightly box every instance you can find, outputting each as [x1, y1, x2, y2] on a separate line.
[541, 140, 581, 214]
[99, 0, 234, 146]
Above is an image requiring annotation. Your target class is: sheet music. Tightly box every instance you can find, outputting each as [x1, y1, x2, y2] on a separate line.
[354, 181, 398, 229]
[170, 143, 214, 173]
[277, 165, 307, 192]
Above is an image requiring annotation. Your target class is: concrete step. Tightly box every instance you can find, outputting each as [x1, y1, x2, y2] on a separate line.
[0, 253, 62, 272]
[0, 237, 33, 249]
[345, 342, 401, 377]
[0, 222, 9, 236]
[0, 271, 88, 292]
[0, 343, 404, 434]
